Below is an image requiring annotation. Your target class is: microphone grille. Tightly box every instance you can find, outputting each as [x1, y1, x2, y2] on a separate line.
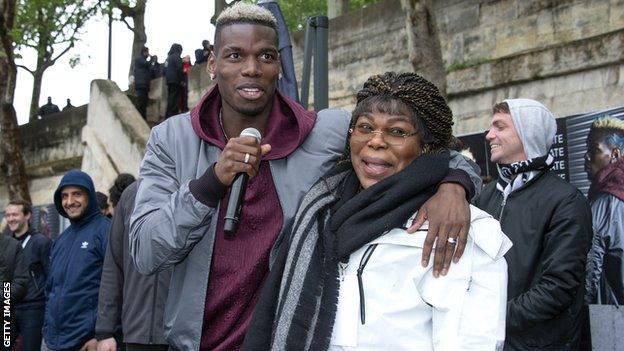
[240, 127, 262, 141]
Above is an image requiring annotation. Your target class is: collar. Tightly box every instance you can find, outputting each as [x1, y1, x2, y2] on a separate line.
[190, 85, 317, 160]
[369, 205, 511, 260]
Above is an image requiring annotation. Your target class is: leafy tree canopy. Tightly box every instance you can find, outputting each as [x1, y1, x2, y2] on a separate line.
[244, 0, 378, 31]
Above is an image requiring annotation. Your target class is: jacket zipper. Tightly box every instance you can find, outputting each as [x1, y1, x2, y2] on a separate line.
[499, 194, 508, 221]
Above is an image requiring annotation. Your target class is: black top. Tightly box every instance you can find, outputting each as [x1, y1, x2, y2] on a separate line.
[474, 170, 592, 350]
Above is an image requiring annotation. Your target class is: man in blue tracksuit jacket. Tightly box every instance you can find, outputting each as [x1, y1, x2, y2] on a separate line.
[43, 170, 110, 351]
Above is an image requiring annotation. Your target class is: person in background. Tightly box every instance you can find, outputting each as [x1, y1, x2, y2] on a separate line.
[62, 98, 74, 111]
[134, 46, 156, 120]
[0, 222, 29, 351]
[195, 39, 212, 64]
[5, 200, 51, 351]
[584, 116, 624, 305]
[164, 43, 184, 118]
[43, 170, 110, 351]
[96, 181, 172, 351]
[37, 97, 60, 118]
[181, 55, 191, 112]
[96, 191, 111, 218]
[107, 173, 136, 217]
[474, 99, 592, 350]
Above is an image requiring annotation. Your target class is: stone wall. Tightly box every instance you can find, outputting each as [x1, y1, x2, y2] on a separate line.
[0, 107, 86, 208]
[291, 0, 624, 135]
[81, 80, 151, 193]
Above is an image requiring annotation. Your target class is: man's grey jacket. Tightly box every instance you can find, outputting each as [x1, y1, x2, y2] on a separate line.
[96, 181, 171, 345]
[129, 109, 480, 350]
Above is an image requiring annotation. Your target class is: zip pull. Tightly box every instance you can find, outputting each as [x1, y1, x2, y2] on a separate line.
[356, 244, 378, 325]
[499, 195, 508, 220]
[339, 262, 348, 282]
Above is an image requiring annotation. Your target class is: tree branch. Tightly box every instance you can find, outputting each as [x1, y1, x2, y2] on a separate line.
[50, 42, 74, 64]
[120, 16, 134, 32]
[16, 64, 34, 75]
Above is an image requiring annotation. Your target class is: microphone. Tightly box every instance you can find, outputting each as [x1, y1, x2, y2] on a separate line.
[224, 127, 262, 234]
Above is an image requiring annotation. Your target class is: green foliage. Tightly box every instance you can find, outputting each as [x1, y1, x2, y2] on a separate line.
[244, 0, 379, 31]
[15, 0, 103, 65]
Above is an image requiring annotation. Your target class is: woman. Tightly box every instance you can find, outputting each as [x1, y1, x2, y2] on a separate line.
[243, 72, 511, 351]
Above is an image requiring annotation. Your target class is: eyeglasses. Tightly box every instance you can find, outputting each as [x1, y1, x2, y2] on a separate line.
[349, 123, 418, 146]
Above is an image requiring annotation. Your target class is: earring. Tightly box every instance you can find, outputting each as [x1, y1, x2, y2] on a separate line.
[278, 72, 283, 80]
[210, 73, 216, 80]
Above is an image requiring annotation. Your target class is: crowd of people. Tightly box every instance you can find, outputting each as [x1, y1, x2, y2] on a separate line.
[1, 2, 623, 351]
[133, 40, 214, 121]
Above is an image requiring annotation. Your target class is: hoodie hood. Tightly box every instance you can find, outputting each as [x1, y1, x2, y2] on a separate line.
[504, 98, 556, 159]
[190, 85, 317, 160]
[54, 169, 101, 224]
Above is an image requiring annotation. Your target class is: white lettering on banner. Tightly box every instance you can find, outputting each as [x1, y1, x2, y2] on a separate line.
[2, 282, 9, 347]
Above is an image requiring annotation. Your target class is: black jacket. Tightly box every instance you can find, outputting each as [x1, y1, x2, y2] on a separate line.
[95, 181, 171, 345]
[13, 228, 51, 310]
[164, 54, 183, 85]
[134, 55, 154, 89]
[474, 171, 592, 350]
[0, 234, 29, 302]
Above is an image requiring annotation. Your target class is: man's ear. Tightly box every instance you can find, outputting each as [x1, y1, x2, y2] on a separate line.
[612, 147, 621, 161]
[207, 53, 216, 80]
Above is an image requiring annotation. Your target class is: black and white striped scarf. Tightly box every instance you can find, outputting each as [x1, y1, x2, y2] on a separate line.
[496, 153, 554, 193]
[242, 152, 449, 351]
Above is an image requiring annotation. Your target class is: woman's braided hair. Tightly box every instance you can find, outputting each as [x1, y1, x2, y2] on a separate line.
[344, 72, 453, 159]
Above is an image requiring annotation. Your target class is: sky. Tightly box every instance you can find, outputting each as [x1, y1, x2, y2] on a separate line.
[14, 0, 215, 125]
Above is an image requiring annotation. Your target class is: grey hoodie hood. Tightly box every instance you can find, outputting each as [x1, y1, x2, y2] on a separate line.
[504, 98, 556, 159]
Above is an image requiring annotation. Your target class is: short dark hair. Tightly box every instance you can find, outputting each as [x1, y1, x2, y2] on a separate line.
[109, 173, 136, 207]
[8, 199, 32, 215]
[492, 102, 510, 115]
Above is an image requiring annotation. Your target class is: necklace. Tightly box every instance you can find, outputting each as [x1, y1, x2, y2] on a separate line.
[218, 108, 229, 140]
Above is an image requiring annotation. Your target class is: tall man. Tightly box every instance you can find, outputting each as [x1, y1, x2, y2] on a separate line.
[584, 116, 624, 305]
[474, 99, 592, 350]
[130, 3, 480, 350]
[43, 170, 110, 351]
[5, 200, 51, 351]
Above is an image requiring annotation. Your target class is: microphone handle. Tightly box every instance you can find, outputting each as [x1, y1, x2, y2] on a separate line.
[223, 172, 249, 234]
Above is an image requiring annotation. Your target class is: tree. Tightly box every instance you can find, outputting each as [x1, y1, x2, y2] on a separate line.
[400, 0, 446, 96]
[0, 0, 31, 202]
[109, 0, 146, 79]
[15, 0, 102, 121]
[241, 0, 378, 31]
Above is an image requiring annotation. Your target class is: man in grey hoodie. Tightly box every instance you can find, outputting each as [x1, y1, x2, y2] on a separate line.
[474, 99, 592, 350]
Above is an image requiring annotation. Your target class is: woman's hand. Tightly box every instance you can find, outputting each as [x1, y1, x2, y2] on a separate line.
[214, 136, 271, 186]
[407, 183, 470, 278]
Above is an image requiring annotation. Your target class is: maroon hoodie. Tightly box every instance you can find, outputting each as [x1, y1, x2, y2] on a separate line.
[588, 157, 624, 202]
[190, 86, 316, 351]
